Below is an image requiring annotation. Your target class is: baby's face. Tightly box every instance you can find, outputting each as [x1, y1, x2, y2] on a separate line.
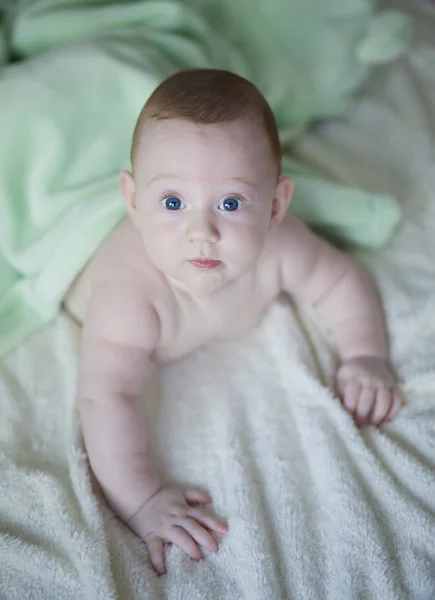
[122, 118, 291, 295]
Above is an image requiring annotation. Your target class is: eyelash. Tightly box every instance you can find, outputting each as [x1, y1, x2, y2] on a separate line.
[158, 191, 180, 203]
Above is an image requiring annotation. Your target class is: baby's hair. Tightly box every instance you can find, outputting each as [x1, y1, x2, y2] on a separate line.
[130, 68, 281, 178]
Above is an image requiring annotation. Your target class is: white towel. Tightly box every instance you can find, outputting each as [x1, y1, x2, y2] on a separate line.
[1, 208, 435, 598]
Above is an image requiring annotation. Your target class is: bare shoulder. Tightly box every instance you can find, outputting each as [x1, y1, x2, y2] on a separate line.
[78, 221, 162, 397]
[263, 213, 321, 264]
[64, 218, 155, 326]
[89, 218, 159, 304]
[83, 222, 162, 350]
[91, 218, 147, 282]
[250, 214, 307, 294]
[264, 213, 349, 296]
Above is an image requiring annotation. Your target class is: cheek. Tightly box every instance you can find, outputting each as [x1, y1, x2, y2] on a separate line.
[137, 218, 181, 265]
[137, 208, 183, 239]
[142, 236, 178, 271]
[227, 207, 270, 236]
[223, 216, 268, 258]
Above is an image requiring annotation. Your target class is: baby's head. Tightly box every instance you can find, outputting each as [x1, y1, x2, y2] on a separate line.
[120, 68, 293, 294]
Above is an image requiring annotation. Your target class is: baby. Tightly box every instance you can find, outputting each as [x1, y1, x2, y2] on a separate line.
[69, 69, 403, 577]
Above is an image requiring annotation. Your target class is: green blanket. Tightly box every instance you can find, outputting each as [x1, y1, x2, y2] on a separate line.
[0, 0, 411, 358]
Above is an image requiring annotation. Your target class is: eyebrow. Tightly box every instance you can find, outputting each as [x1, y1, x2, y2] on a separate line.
[146, 174, 175, 186]
[146, 174, 258, 190]
[226, 177, 258, 190]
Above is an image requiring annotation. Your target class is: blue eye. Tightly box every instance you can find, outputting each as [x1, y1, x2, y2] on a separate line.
[162, 196, 185, 211]
[218, 197, 242, 212]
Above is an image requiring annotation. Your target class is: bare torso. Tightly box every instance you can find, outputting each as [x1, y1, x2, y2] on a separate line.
[65, 216, 286, 363]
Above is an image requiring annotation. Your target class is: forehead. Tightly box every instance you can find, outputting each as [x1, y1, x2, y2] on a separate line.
[134, 119, 274, 182]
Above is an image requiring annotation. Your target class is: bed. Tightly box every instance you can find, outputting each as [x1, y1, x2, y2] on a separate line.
[1, 0, 435, 598]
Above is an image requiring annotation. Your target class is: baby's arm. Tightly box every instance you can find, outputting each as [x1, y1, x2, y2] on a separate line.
[79, 271, 226, 575]
[279, 216, 403, 426]
[79, 272, 161, 514]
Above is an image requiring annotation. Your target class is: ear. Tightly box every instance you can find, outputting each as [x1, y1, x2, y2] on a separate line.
[269, 176, 293, 230]
[119, 170, 138, 224]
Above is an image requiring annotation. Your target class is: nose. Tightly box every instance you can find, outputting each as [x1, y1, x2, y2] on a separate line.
[187, 214, 220, 244]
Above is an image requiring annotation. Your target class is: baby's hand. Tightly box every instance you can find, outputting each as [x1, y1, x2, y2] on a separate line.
[335, 356, 403, 427]
[126, 486, 228, 576]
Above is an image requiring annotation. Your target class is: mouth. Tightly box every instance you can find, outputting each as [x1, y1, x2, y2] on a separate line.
[189, 259, 221, 270]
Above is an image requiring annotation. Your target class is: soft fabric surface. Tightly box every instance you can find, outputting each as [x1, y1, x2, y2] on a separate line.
[0, 0, 410, 358]
[1, 0, 435, 598]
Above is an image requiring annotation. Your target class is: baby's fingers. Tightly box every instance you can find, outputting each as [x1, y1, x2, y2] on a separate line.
[168, 525, 203, 561]
[185, 489, 212, 506]
[179, 516, 219, 553]
[187, 507, 229, 535]
[146, 536, 166, 577]
[370, 388, 392, 426]
[341, 382, 360, 416]
[355, 386, 376, 427]
[383, 389, 404, 422]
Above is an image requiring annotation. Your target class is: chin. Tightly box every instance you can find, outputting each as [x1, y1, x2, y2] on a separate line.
[170, 269, 231, 295]
[167, 261, 247, 295]
[186, 274, 227, 294]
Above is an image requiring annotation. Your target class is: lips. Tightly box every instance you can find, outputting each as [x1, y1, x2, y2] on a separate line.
[189, 259, 221, 270]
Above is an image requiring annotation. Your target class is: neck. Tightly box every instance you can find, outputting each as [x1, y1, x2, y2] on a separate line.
[166, 275, 232, 305]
